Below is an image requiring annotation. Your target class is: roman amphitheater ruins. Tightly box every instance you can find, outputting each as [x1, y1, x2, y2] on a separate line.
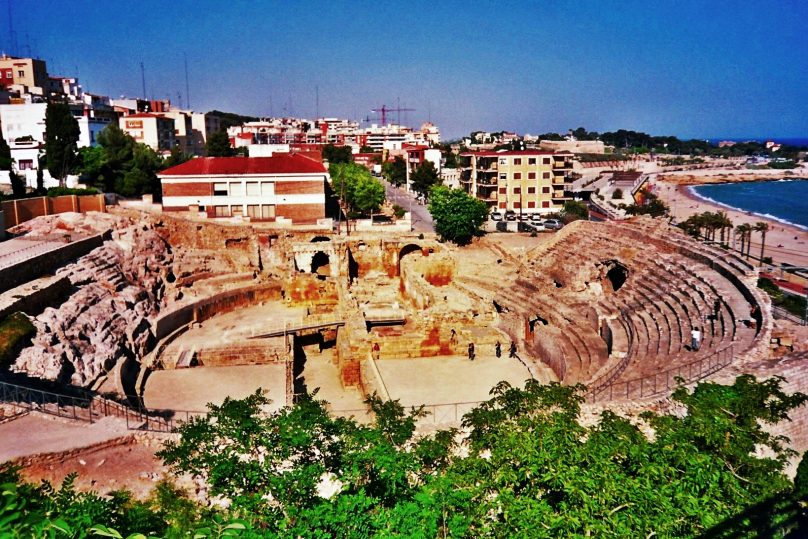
[1, 206, 807, 489]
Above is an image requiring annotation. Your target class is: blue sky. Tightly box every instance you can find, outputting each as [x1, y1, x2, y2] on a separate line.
[5, 0, 807, 139]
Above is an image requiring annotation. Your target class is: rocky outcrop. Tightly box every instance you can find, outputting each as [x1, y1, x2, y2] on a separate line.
[14, 220, 174, 387]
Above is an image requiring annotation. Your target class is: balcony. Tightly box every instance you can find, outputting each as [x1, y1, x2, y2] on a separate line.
[553, 159, 573, 169]
[551, 190, 570, 200]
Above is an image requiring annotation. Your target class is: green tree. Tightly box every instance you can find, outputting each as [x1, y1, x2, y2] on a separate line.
[44, 102, 81, 186]
[330, 162, 385, 216]
[0, 131, 26, 196]
[410, 160, 440, 201]
[755, 221, 770, 263]
[382, 156, 406, 187]
[561, 200, 589, 222]
[359, 145, 375, 153]
[736, 222, 753, 259]
[428, 185, 488, 245]
[163, 144, 190, 169]
[322, 144, 352, 164]
[625, 189, 668, 218]
[205, 130, 235, 157]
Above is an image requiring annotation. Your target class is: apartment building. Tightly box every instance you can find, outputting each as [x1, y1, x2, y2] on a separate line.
[0, 55, 50, 96]
[119, 113, 176, 153]
[159, 155, 328, 223]
[459, 150, 573, 215]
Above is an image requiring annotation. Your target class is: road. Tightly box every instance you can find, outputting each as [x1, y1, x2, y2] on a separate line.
[384, 180, 434, 233]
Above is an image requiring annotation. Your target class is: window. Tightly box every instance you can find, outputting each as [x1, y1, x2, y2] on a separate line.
[247, 205, 260, 218]
[527, 187, 536, 194]
[513, 187, 521, 195]
[214, 205, 230, 217]
[542, 186, 550, 193]
[499, 187, 507, 194]
[229, 182, 244, 196]
[528, 201, 536, 208]
[232, 205, 243, 217]
[513, 158, 522, 165]
[513, 172, 521, 180]
[261, 205, 276, 219]
[246, 182, 260, 196]
[499, 158, 507, 165]
[261, 182, 274, 196]
[513, 202, 521, 209]
[213, 182, 228, 196]
[499, 173, 507, 180]
[499, 202, 507, 209]
[18, 159, 33, 170]
[542, 201, 550, 208]
[528, 158, 536, 165]
[543, 172, 550, 179]
[528, 172, 536, 180]
[543, 157, 551, 165]
[17, 70, 24, 77]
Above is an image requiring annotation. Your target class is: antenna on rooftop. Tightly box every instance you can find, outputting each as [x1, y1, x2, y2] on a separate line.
[315, 85, 319, 120]
[184, 52, 190, 110]
[140, 61, 146, 99]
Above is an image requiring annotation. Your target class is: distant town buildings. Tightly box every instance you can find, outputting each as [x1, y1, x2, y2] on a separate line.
[159, 155, 329, 223]
[460, 150, 574, 215]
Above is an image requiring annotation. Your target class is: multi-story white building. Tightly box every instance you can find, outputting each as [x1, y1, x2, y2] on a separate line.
[119, 113, 176, 153]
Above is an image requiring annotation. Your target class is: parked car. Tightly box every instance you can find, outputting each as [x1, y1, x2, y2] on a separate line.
[518, 221, 538, 233]
[505, 210, 517, 221]
[490, 211, 503, 221]
[542, 218, 563, 230]
[529, 213, 543, 222]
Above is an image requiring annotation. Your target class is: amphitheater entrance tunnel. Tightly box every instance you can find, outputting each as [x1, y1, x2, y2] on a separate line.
[603, 260, 629, 292]
[398, 244, 423, 275]
[311, 251, 331, 278]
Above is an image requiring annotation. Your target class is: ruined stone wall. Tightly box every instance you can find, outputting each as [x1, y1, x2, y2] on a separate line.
[0, 233, 108, 293]
[153, 282, 283, 340]
[194, 343, 289, 367]
[0, 276, 72, 319]
[285, 274, 338, 306]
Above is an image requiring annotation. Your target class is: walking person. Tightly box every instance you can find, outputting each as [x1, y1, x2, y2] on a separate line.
[690, 327, 701, 351]
[468, 342, 475, 361]
[509, 341, 517, 358]
[495, 341, 501, 358]
[372, 342, 380, 360]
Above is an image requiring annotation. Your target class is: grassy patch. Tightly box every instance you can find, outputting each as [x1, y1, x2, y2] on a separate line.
[0, 312, 36, 369]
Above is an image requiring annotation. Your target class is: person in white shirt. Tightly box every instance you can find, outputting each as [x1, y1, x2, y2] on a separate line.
[690, 327, 702, 351]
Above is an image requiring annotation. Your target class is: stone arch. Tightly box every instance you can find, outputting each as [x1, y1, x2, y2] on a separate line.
[311, 251, 331, 278]
[398, 243, 423, 275]
[311, 236, 331, 243]
[346, 248, 359, 284]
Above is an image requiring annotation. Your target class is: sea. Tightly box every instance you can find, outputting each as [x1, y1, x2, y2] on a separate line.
[689, 179, 808, 231]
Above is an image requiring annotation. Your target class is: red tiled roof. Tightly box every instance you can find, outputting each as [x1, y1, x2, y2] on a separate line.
[160, 155, 327, 176]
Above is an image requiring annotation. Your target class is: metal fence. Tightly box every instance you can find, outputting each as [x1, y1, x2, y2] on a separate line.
[587, 344, 734, 403]
[772, 305, 806, 326]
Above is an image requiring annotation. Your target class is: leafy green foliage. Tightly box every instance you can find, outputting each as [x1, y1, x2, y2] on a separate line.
[329, 162, 385, 216]
[625, 189, 668, 217]
[322, 144, 353, 164]
[46, 187, 100, 197]
[428, 185, 488, 245]
[0, 312, 35, 369]
[410, 161, 440, 201]
[205, 131, 236, 157]
[45, 102, 81, 182]
[382, 156, 406, 187]
[0, 131, 12, 172]
[561, 200, 588, 222]
[3, 376, 808, 537]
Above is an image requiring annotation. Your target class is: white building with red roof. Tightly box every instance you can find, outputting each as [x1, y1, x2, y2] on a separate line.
[159, 155, 329, 223]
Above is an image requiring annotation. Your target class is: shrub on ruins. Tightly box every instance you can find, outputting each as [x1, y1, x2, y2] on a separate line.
[428, 185, 488, 245]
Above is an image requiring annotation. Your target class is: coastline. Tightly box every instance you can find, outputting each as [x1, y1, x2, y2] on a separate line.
[656, 167, 806, 186]
[651, 170, 808, 268]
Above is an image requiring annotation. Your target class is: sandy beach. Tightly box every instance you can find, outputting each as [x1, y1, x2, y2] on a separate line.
[650, 166, 808, 269]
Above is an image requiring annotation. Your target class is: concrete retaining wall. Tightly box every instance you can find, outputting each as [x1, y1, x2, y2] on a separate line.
[2, 194, 106, 229]
[0, 275, 72, 319]
[0, 233, 108, 294]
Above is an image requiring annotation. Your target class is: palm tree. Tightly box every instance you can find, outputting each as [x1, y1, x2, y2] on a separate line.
[735, 223, 752, 258]
[754, 221, 769, 263]
[717, 211, 732, 246]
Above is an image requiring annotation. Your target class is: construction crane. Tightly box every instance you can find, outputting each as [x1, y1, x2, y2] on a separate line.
[370, 103, 415, 126]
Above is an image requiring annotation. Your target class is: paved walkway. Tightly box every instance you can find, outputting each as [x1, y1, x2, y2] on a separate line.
[374, 354, 550, 408]
[0, 413, 129, 463]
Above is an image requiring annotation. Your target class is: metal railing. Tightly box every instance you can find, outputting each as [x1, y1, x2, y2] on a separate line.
[772, 305, 807, 326]
[587, 344, 734, 403]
